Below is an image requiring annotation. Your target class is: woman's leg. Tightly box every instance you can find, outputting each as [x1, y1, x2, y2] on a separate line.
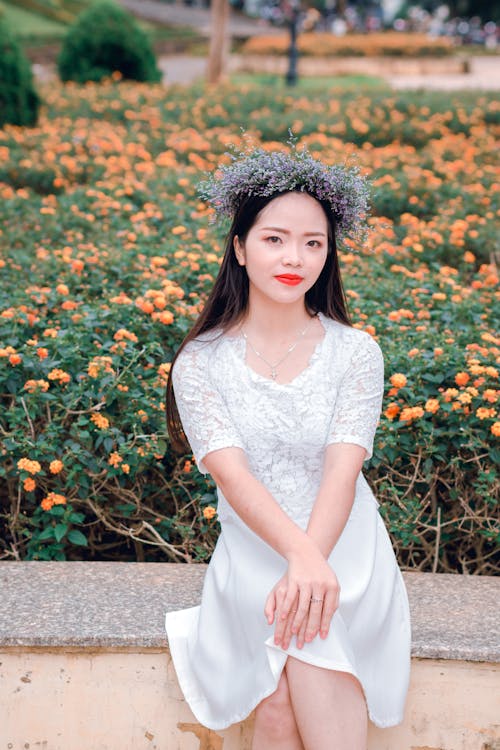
[251, 670, 305, 750]
[286, 657, 368, 750]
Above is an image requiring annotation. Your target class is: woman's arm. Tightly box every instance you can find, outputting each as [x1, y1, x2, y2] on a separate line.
[306, 442, 366, 557]
[203, 448, 340, 647]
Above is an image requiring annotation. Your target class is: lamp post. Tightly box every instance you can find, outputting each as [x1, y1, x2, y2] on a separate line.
[285, 1, 300, 86]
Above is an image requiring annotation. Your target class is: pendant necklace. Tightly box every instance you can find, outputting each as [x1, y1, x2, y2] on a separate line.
[242, 314, 318, 381]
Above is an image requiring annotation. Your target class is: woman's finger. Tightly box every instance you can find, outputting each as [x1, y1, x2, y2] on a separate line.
[296, 612, 308, 649]
[304, 592, 325, 643]
[319, 585, 339, 638]
[274, 582, 297, 645]
[291, 585, 311, 635]
[281, 597, 299, 650]
[264, 589, 277, 626]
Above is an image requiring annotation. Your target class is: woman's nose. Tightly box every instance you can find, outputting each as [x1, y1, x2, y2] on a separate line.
[282, 243, 303, 266]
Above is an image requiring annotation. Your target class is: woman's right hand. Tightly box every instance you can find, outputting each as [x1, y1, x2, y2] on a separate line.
[264, 541, 340, 650]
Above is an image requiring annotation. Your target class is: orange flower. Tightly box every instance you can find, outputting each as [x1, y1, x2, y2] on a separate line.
[17, 458, 42, 475]
[434, 347, 444, 357]
[455, 372, 470, 386]
[203, 506, 217, 521]
[183, 460, 192, 473]
[24, 379, 49, 393]
[40, 491, 67, 511]
[399, 406, 424, 423]
[476, 407, 496, 420]
[37, 347, 49, 359]
[49, 459, 64, 474]
[48, 368, 71, 384]
[91, 413, 110, 430]
[384, 403, 400, 420]
[463, 251, 475, 263]
[483, 389, 498, 403]
[390, 373, 407, 389]
[425, 399, 440, 414]
[408, 348, 419, 357]
[491, 422, 500, 437]
[9, 354, 22, 365]
[24, 477, 36, 492]
[121, 463, 130, 474]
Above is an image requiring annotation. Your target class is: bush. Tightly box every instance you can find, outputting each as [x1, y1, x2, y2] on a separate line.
[57, 1, 161, 83]
[0, 18, 40, 127]
[0, 80, 498, 571]
[242, 32, 454, 58]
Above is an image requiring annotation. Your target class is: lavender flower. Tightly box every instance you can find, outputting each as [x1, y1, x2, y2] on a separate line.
[198, 146, 370, 242]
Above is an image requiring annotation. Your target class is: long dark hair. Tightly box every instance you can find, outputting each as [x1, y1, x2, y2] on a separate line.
[166, 190, 352, 452]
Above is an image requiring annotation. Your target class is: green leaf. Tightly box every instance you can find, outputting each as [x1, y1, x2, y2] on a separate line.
[54, 523, 68, 542]
[67, 529, 88, 546]
[38, 526, 55, 541]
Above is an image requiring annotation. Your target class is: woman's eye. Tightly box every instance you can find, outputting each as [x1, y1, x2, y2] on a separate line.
[266, 236, 281, 244]
[307, 240, 322, 248]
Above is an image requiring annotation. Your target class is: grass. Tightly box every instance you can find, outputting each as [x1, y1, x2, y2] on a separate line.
[229, 72, 390, 91]
[0, 3, 66, 41]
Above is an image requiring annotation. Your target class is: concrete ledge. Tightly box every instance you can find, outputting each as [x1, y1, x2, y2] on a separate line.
[1, 563, 499, 660]
[1, 563, 499, 750]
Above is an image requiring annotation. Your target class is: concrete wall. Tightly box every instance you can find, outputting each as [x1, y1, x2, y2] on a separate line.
[1, 647, 499, 750]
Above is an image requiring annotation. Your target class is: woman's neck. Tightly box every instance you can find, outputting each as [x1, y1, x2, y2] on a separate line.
[241, 295, 314, 341]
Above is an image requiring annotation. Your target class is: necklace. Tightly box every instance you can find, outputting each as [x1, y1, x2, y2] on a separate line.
[242, 314, 318, 381]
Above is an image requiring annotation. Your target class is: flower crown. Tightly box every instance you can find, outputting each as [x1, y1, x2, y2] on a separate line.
[198, 145, 370, 242]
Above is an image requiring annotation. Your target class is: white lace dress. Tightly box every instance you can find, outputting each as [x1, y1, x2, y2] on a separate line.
[164, 312, 411, 730]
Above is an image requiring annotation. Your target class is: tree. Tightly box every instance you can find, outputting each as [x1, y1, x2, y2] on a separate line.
[206, 0, 230, 84]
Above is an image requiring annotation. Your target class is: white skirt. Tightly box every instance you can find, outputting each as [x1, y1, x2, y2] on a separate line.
[165, 494, 411, 731]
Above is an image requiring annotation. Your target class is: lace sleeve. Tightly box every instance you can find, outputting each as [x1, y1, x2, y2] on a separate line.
[327, 334, 384, 461]
[172, 340, 245, 475]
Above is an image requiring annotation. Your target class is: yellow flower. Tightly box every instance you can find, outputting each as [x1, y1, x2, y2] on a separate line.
[203, 506, 217, 520]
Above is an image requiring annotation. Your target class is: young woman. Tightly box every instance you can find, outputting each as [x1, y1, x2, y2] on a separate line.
[165, 148, 411, 749]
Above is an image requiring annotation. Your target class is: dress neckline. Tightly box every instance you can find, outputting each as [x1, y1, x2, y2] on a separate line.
[228, 311, 329, 388]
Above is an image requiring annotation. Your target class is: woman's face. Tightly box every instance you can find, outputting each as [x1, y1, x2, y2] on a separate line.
[233, 191, 329, 307]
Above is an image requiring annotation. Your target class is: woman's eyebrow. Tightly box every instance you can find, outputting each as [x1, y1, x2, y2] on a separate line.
[259, 226, 327, 237]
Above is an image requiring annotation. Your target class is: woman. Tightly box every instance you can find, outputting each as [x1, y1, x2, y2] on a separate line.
[165, 147, 411, 749]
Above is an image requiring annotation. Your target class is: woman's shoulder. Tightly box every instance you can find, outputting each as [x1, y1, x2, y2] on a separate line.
[173, 328, 226, 374]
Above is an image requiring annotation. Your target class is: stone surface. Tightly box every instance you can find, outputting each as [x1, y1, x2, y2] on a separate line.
[1, 563, 499, 661]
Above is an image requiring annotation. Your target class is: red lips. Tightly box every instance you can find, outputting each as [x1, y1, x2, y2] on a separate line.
[274, 274, 303, 286]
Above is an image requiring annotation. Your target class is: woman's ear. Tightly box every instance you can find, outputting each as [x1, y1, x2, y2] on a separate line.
[233, 236, 246, 266]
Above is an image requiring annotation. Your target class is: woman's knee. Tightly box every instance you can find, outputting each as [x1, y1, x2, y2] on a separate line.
[254, 673, 298, 742]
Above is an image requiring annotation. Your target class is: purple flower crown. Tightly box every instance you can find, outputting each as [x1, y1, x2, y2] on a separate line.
[198, 145, 370, 242]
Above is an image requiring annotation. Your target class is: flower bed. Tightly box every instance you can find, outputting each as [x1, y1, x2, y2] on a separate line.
[0, 80, 498, 571]
[242, 32, 454, 58]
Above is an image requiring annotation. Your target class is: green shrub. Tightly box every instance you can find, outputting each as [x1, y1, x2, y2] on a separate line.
[0, 18, 40, 127]
[57, 1, 161, 84]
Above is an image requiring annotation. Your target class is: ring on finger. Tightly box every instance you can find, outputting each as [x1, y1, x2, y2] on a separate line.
[310, 597, 323, 604]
